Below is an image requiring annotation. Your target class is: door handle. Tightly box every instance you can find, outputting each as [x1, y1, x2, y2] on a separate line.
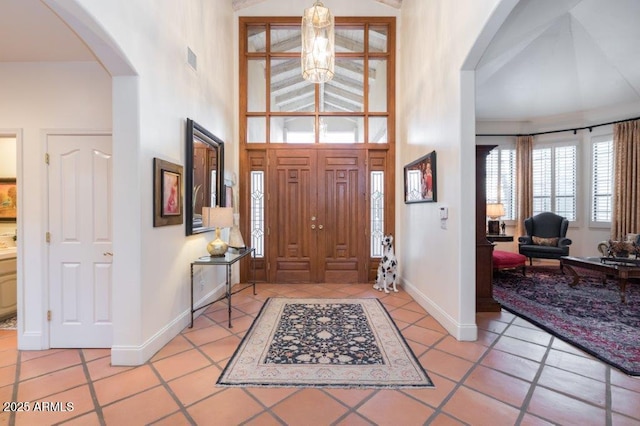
[318, 225, 323, 230]
[103, 252, 113, 257]
[311, 224, 316, 230]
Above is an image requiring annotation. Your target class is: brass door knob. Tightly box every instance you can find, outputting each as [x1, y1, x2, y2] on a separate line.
[318, 225, 324, 230]
[311, 224, 316, 230]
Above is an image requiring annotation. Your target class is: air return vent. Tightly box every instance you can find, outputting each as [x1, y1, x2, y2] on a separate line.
[187, 47, 197, 71]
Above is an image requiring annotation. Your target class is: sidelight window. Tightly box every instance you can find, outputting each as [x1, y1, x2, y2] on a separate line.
[250, 171, 265, 257]
[370, 171, 384, 258]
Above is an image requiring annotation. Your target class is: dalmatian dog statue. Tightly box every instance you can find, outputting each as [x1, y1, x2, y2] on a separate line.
[373, 234, 398, 293]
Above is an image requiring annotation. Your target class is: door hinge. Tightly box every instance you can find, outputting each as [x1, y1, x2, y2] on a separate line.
[47, 310, 51, 321]
[45, 153, 50, 165]
[45, 232, 51, 243]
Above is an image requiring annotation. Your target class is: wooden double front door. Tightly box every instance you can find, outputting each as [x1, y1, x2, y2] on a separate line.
[266, 149, 367, 283]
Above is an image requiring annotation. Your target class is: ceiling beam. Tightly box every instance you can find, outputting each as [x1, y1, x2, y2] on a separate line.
[275, 86, 314, 107]
[277, 95, 315, 112]
[232, 0, 266, 11]
[271, 59, 299, 76]
[323, 96, 359, 113]
[325, 88, 363, 106]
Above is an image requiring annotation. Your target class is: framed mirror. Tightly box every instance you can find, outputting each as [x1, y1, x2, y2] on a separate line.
[185, 118, 225, 235]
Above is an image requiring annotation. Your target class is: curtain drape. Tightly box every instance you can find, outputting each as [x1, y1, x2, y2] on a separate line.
[612, 119, 640, 239]
[516, 135, 533, 237]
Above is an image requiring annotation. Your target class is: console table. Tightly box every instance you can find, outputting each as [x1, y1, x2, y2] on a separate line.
[190, 248, 256, 328]
[487, 234, 514, 243]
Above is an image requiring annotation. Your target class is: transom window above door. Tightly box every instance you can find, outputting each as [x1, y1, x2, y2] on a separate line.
[241, 18, 395, 145]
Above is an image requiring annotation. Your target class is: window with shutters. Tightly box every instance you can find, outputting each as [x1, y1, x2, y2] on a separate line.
[532, 144, 577, 221]
[591, 137, 613, 224]
[485, 148, 516, 220]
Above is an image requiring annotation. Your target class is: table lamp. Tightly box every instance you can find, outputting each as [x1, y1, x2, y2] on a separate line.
[486, 203, 504, 235]
[202, 207, 233, 256]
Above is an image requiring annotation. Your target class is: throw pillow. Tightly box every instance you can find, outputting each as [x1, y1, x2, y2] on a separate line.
[532, 236, 559, 246]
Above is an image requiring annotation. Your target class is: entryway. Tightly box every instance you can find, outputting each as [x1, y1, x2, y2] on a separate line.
[243, 147, 392, 284]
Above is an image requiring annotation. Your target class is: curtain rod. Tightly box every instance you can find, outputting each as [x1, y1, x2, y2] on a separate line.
[476, 115, 640, 137]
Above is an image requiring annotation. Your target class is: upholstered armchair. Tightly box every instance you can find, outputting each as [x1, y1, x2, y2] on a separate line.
[518, 212, 572, 267]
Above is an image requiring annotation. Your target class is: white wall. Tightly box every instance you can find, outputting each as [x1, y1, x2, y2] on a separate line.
[398, 0, 506, 340]
[64, 0, 236, 364]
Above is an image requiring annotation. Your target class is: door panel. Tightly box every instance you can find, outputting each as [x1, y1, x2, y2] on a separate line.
[48, 134, 113, 348]
[317, 151, 366, 282]
[270, 150, 317, 282]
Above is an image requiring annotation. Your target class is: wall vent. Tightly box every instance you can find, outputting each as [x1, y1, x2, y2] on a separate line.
[187, 47, 197, 71]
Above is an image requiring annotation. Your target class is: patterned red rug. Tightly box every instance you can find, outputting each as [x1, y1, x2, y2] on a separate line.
[493, 266, 640, 376]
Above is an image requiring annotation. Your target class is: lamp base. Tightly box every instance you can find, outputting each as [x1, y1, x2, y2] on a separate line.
[487, 220, 500, 235]
[207, 238, 228, 257]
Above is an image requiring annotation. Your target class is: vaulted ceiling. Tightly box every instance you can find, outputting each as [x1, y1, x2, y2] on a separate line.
[1, 0, 638, 124]
[475, 0, 640, 121]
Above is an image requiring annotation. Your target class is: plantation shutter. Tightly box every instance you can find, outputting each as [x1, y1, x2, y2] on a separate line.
[592, 140, 613, 222]
[486, 150, 499, 204]
[532, 148, 552, 215]
[500, 149, 516, 220]
[554, 145, 577, 221]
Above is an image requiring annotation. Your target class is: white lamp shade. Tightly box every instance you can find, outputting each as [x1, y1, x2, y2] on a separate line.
[301, 1, 335, 83]
[486, 203, 505, 219]
[202, 207, 233, 229]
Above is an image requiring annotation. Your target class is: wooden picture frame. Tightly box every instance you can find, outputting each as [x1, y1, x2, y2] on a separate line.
[0, 178, 17, 222]
[154, 158, 183, 227]
[404, 151, 437, 203]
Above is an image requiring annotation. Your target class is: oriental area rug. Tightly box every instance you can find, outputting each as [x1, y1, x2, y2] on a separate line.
[217, 297, 434, 389]
[493, 266, 640, 376]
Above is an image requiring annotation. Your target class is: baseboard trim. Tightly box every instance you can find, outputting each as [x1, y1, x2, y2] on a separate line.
[401, 278, 477, 341]
[18, 331, 46, 350]
[111, 283, 226, 366]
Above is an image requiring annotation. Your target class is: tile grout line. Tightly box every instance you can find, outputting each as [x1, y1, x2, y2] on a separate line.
[512, 330, 554, 425]
[54, 349, 106, 426]
[605, 367, 612, 426]
[146, 360, 199, 425]
[8, 349, 21, 426]
[422, 313, 519, 424]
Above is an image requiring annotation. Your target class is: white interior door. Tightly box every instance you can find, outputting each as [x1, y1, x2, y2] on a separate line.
[48, 134, 113, 348]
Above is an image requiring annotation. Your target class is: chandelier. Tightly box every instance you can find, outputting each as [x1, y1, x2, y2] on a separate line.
[301, 1, 335, 84]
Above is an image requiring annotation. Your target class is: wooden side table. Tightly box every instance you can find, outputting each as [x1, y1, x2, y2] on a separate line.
[190, 248, 256, 328]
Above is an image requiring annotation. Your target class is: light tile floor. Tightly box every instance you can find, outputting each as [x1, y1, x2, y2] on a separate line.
[1, 283, 639, 425]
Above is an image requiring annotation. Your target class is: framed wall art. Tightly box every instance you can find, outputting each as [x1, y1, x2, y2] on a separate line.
[404, 150, 437, 203]
[0, 178, 17, 222]
[153, 158, 184, 227]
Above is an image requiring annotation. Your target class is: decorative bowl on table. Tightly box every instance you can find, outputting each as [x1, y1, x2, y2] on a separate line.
[606, 240, 639, 259]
